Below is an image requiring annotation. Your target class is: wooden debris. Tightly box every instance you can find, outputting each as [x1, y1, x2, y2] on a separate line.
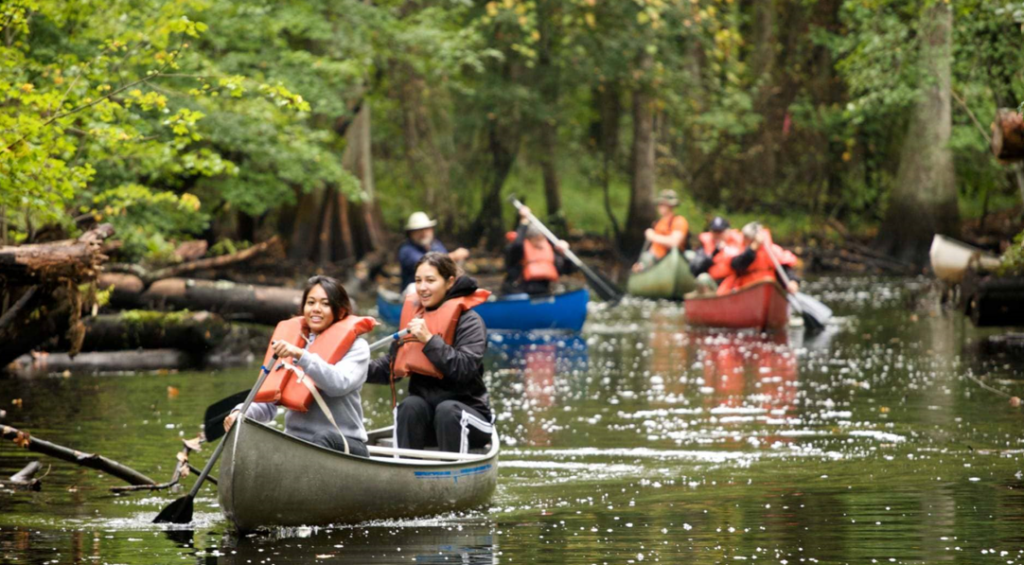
[991, 108, 1024, 161]
[1, 425, 156, 486]
[10, 349, 191, 376]
[2, 461, 42, 491]
[0, 224, 114, 284]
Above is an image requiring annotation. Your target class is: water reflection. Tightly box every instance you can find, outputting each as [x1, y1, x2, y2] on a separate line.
[217, 521, 497, 565]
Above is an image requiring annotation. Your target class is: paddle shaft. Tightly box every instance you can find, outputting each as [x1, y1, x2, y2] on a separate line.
[509, 197, 621, 300]
[188, 356, 277, 499]
[761, 236, 805, 311]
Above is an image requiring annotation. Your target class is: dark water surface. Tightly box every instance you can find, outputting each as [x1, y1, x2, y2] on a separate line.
[2, 277, 1022, 564]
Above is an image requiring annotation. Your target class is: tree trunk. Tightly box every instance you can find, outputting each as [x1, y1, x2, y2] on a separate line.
[342, 103, 384, 255]
[1, 425, 156, 486]
[288, 186, 328, 262]
[0, 224, 114, 284]
[468, 119, 519, 249]
[624, 55, 658, 254]
[536, 0, 564, 232]
[398, 65, 452, 227]
[877, 2, 957, 265]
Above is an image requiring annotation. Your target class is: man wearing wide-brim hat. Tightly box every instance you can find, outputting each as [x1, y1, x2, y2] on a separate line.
[397, 212, 470, 291]
[631, 189, 691, 273]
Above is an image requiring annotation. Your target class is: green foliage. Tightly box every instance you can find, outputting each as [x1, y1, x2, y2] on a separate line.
[996, 230, 1024, 277]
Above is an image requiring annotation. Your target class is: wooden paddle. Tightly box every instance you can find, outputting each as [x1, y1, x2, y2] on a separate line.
[153, 355, 278, 524]
[508, 196, 623, 304]
[762, 239, 831, 332]
[201, 329, 410, 444]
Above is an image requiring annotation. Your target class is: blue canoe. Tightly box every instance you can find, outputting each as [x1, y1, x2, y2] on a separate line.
[376, 288, 589, 332]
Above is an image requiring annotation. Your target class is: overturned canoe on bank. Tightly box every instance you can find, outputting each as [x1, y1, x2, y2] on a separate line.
[626, 248, 696, 300]
[929, 235, 1001, 284]
[218, 420, 499, 530]
[377, 287, 589, 332]
[684, 280, 790, 331]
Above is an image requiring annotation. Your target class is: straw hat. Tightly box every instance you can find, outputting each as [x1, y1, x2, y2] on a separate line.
[404, 211, 437, 231]
[655, 189, 680, 207]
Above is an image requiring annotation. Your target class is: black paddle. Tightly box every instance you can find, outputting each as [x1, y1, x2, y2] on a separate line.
[201, 329, 412, 444]
[153, 355, 278, 524]
[508, 196, 623, 304]
[763, 238, 831, 332]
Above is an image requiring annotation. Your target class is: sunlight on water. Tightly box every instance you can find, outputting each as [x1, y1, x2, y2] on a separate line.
[1, 277, 1022, 564]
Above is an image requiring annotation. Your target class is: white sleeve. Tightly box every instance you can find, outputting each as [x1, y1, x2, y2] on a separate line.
[233, 401, 278, 423]
[296, 338, 370, 397]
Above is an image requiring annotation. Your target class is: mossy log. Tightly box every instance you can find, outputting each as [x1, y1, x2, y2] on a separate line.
[43, 310, 231, 354]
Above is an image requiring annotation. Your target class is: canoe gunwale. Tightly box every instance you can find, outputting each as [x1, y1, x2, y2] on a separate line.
[233, 419, 499, 467]
[376, 287, 589, 332]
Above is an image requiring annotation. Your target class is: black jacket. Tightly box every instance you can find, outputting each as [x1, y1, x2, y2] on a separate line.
[730, 247, 799, 283]
[501, 224, 574, 295]
[367, 276, 491, 420]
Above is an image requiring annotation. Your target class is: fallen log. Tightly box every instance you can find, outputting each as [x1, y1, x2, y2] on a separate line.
[43, 310, 231, 354]
[0, 225, 116, 370]
[991, 108, 1024, 161]
[0, 224, 114, 284]
[2, 460, 43, 491]
[99, 276, 301, 325]
[1, 425, 156, 486]
[110, 439, 203, 493]
[103, 236, 281, 284]
[10, 349, 192, 376]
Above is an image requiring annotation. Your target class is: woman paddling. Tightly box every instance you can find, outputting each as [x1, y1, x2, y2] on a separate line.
[223, 276, 375, 457]
[367, 252, 495, 453]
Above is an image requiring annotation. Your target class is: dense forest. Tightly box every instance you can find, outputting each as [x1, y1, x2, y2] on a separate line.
[3, 0, 1023, 270]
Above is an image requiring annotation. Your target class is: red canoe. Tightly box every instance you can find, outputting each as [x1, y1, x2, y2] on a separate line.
[684, 280, 790, 331]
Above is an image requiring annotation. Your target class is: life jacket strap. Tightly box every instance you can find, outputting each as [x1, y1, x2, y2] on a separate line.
[285, 360, 351, 455]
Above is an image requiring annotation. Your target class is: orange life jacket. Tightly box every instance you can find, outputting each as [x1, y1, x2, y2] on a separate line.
[716, 229, 798, 295]
[254, 314, 376, 411]
[650, 215, 689, 259]
[706, 230, 745, 281]
[521, 238, 558, 282]
[393, 289, 491, 379]
[698, 229, 744, 255]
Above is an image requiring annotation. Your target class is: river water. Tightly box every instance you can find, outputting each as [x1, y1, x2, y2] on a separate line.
[1, 277, 1021, 564]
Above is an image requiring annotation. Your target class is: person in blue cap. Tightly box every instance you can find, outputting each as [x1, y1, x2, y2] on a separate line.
[689, 216, 743, 294]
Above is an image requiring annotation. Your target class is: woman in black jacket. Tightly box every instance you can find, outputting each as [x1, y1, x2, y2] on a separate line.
[367, 252, 493, 453]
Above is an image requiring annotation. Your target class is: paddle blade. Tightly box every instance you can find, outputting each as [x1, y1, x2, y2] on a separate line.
[202, 390, 249, 443]
[152, 494, 194, 524]
[793, 292, 831, 332]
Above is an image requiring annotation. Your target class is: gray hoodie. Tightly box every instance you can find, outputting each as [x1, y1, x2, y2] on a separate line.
[238, 336, 370, 442]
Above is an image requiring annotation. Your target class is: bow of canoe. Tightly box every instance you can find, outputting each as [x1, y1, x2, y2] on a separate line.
[684, 280, 789, 331]
[218, 420, 499, 531]
[626, 248, 696, 300]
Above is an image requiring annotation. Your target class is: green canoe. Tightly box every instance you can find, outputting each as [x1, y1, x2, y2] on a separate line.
[626, 248, 697, 300]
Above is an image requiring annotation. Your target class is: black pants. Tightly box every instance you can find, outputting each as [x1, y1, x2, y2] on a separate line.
[311, 430, 369, 458]
[396, 396, 492, 453]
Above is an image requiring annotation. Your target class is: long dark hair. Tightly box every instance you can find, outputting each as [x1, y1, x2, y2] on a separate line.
[415, 251, 459, 280]
[301, 275, 351, 321]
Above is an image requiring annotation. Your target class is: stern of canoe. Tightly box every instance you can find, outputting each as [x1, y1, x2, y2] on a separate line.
[628, 249, 686, 300]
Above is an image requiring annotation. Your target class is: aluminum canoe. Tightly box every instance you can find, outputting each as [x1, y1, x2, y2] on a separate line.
[218, 420, 499, 531]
